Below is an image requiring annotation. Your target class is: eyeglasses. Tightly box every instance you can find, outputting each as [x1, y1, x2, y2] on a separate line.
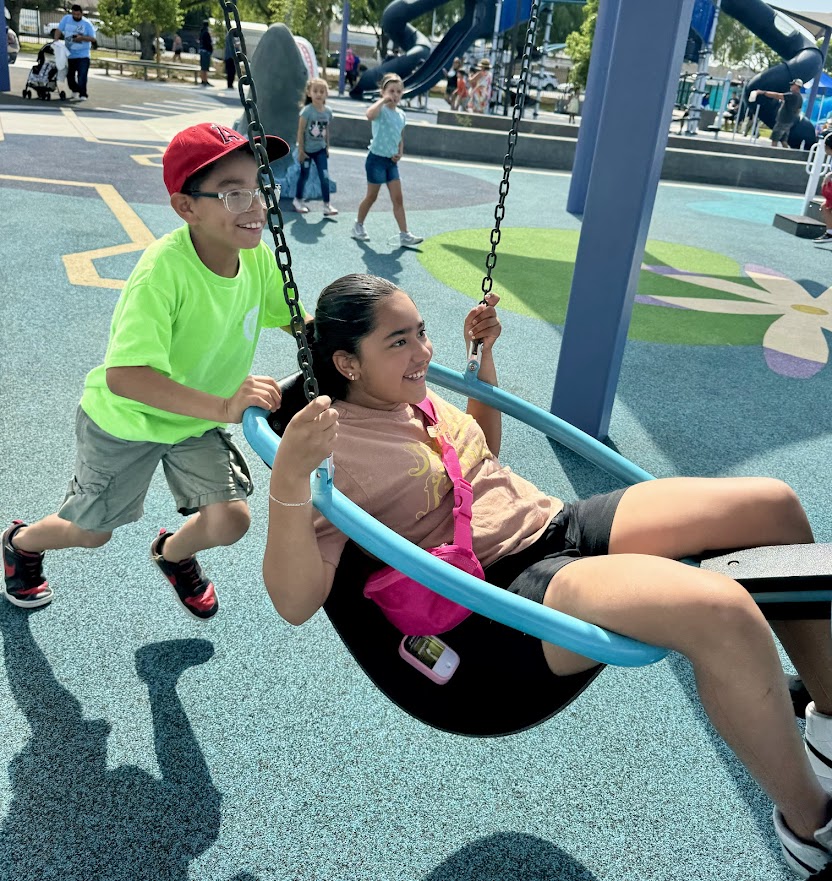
[186, 187, 272, 214]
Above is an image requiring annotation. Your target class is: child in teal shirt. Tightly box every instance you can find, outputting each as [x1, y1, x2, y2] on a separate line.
[351, 73, 423, 249]
[3, 122, 303, 621]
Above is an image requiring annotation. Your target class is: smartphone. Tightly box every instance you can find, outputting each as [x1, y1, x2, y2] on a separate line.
[399, 635, 460, 685]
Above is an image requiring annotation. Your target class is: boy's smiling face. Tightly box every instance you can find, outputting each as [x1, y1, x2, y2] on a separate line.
[173, 149, 266, 275]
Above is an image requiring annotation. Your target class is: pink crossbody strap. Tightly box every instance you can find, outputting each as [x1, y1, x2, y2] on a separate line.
[412, 397, 474, 552]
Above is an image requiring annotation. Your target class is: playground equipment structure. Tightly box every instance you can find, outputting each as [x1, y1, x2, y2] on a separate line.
[348, 0, 825, 137]
[349, 0, 496, 99]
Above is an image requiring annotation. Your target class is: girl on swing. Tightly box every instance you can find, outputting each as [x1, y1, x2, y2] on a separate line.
[263, 273, 832, 877]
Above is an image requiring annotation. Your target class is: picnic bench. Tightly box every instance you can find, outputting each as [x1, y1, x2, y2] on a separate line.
[99, 57, 203, 85]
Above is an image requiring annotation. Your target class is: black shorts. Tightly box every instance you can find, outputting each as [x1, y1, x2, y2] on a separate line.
[485, 488, 627, 604]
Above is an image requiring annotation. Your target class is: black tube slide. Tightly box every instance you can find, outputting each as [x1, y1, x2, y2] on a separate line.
[721, 0, 822, 147]
[399, 0, 495, 98]
[350, 0, 437, 98]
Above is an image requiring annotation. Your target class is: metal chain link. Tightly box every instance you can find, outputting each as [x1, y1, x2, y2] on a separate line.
[220, 1, 318, 401]
[480, 0, 541, 306]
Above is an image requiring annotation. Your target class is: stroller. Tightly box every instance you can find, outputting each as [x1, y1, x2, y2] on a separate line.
[22, 45, 66, 101]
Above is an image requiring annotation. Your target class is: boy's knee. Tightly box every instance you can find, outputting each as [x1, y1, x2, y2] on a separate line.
[76, 528, 112, 549]
[206, 502, 250, 545]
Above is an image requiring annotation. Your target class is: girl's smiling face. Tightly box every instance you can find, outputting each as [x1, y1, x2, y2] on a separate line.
[335, 289, 433, 410]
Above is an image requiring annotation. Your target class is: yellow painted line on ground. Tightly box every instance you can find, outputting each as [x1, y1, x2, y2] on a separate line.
[130, 151, 165, 168]
[60, 106, 99, 142]
[0, 174, 156, 290]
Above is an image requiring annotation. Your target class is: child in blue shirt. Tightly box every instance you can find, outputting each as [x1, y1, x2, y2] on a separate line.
[351, 73, 423, 249]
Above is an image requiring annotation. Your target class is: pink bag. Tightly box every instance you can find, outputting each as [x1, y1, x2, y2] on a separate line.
[363, 397, 482, 635]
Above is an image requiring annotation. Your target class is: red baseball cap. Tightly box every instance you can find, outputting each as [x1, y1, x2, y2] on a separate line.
[162, 122, 290, 195]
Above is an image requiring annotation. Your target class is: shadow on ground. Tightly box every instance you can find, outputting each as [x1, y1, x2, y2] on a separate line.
[424, 832, 599, 881]
[0, 605, 222, 881]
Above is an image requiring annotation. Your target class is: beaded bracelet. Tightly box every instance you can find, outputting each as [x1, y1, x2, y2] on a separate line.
[268, 493, 312, 507]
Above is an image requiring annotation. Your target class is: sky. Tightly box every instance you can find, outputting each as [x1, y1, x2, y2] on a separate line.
[774, 1, 830, 14]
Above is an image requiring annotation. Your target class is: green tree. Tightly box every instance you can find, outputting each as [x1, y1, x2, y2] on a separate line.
[712, 13, 751, 67]
[564, 0, 597, 87]
[349, 0, 385, 51]
[410, 0, 464, 42]
[548, 4, 584, 45]
[270, 0, 329, 63]
[131, 0, 182, 59]
[97, 0, 133, 50]
[713, 13, 786, 73]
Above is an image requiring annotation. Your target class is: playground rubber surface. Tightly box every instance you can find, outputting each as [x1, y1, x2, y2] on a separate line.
[2, 65, 832, 881]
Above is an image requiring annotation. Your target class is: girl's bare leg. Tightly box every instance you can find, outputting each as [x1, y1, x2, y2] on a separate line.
[357, 183, 381, 225]
[538, 477, 831, 841]
[606, 477, 832, 715]
[387, 178, 408, 232]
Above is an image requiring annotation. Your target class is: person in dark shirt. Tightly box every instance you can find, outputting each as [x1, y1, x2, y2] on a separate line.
[199, 20, 214, 87]
[756, 79, 803, 147]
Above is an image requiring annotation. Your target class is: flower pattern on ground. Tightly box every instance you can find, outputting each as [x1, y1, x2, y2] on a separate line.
[635, 264, 832, 378]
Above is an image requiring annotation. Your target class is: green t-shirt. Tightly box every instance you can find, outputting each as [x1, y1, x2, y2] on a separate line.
[80, 225, 298, 444]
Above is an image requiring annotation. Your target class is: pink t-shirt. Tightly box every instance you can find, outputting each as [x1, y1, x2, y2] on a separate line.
[313, 390, 564, 570]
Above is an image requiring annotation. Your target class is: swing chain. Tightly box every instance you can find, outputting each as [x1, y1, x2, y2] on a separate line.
[220, 0, 319, 402]
[480, 0, 542, 305]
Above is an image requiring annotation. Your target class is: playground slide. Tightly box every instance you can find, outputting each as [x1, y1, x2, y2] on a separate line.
[720, 0, 822, 147]
[350, 0, 435, 98]
[398, 0, 496, 98]
[350, 0, 495, 99]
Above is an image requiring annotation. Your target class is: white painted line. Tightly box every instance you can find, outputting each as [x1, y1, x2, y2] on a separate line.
[159, 99, 215, 109]
[116, 107, 168, 117]
[140, 102, 200, 112]
[118, 104, 180, 116]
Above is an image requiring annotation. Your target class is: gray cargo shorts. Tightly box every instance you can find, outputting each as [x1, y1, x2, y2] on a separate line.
[58, 407, 253, 533]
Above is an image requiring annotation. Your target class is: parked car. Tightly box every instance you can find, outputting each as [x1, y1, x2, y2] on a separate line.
[510, 69, 558, 92]
[7, 26, 19, 63]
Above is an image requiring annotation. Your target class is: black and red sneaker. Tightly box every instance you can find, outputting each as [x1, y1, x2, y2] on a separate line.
[2, 521, 53, 609]
[150, 529, 218, 621]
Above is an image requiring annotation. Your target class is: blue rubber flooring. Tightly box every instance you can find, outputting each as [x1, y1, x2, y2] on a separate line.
[2, 127, 832, 881]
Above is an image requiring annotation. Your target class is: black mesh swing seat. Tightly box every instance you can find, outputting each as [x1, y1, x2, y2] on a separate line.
[253, 374, 832, 737]
[327, 542, 602, 736]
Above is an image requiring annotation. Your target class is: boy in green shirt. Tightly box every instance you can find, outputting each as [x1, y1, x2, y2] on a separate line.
[2, 122, 303, 620]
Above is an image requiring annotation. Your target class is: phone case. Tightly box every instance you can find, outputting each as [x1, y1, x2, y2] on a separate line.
[398, 636, 460, 685]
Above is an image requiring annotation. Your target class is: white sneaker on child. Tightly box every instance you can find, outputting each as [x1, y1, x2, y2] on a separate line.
[806, 702, 832, 793]
[292, 198, 309, 214]
[323, 204, 339, 216]
[351, 222, 370, 241]
[399, 231, 424, 248]
[773, 808, 832, 878]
